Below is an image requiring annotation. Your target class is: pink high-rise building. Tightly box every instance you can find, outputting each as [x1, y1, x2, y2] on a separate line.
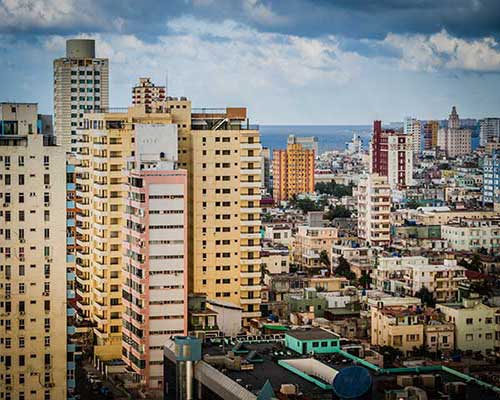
[122, 123, 187, 391]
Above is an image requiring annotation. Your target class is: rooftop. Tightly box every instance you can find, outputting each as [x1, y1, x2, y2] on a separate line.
[286, 328, 340, 341]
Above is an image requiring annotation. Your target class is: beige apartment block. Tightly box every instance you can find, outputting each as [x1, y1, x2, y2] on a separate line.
[75, 106, 166, 363]
[373, 256, 466, 302]
[371, 306, 424, 356]
[437, 295, 497, 354]
[0, 103, 67, 399]
[293, 225, 339, 271]
[414, 208, 499, 225]
[442, 218, 500, 252]
[54, 39, 109, 152]
[356, 173, 391, 247]
[75, 99, 262, 364]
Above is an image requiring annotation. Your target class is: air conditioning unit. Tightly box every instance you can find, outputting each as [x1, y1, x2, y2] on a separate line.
[5, 294, 10, 299]
[44, 202, 50, 207]
[20, 239, 25, 243]
[43, 292, 49, 296]
[45, 185, 51, 189]
[20, 311, 25, 315]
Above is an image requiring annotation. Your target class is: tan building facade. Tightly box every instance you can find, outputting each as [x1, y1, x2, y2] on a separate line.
[273, 142, 315, 203]
[0, 103, 67, 399]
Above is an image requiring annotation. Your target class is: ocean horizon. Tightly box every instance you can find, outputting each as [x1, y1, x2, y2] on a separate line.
[260, 124, 372, 154]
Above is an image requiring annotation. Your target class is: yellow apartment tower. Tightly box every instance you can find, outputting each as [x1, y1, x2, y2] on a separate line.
[75, 99, 262, 366]
[273, 142, 315, 203]
[0, 103, 67, 399]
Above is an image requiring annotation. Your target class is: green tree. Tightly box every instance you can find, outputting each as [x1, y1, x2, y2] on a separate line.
[294, 197, 321, 214]
[415, 287, 435, 307]
[359, 271, 371, 288]
[324, 205, 351, 220]
[406, 199, 420, 209]
[319, 250, 330, 268]
[335, 256, 355, 280]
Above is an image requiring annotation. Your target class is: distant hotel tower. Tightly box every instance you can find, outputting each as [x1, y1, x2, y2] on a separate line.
[53, 39, 109, 152]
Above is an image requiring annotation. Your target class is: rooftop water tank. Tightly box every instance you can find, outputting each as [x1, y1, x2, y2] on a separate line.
[332, 366, 372, 399]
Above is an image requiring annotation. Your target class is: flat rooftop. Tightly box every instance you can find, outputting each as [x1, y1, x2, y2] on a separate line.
[286, 328, 340, 341]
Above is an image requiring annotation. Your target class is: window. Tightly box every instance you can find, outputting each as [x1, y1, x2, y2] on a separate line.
[312, 342, 319, 348]
[466, 318, 473, 325]
[466, 334, 473, 341]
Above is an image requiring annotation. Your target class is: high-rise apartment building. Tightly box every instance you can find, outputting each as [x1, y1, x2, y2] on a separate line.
[122, 123, 187, 391]
[75, 107, 167, 364]
[357, 173, 391, 247]
[479, 117, 500, 146]
[54, 39, 109, 152]
[370, 120, 413, 189]
[0, 103, 67, 400]
[273, 143, 315, 203]
[132, 77, 166, 107]
[437, 106, 471, 158]
[404, 117, 421, 154]
[483, 150, 500, 205]
[423, 120, 439, 150]
[75, 100, 262, 369]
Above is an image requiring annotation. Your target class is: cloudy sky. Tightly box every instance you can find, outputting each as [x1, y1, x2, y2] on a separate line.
[1, 0, 500, 124]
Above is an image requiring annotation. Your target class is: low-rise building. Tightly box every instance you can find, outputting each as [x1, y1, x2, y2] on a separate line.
[261, 246, 290, 275]
[263, 223, 294, 246]
[331, 242, 375, 278]
[293, 225, 338, 271]
[373, 256, 467, 302]
[437, 295, 497, 354]
[442, 218, 500, 252]
[371, 306, 425, 356]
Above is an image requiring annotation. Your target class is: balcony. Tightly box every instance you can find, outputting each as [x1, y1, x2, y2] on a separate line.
[240, 156, 261, 163]
[240, 232, 261, 239]
[240, 207, 262, 213]
[240, 181, 261, 188]
[241, 245, 261, 252]
[241, 219, 261, 227]
[240, 285, 261, 291]
[240, 143, 261, 150]
[241, 195, 261, 201]
[241, 258, 261, 265]
[241, 168, 262, 175]
[240, 271, 261, 279]
[240, 298, 261, 305]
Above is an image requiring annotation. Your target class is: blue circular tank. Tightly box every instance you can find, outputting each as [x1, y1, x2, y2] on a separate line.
[332, 366, 372, 399]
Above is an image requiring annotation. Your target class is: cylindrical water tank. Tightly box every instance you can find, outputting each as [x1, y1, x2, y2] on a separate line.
[332, 366, 372, 399]
[66, 39, 95, 58]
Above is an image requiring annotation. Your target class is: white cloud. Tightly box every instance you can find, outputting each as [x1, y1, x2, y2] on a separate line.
[0, 0, 97, 30]
[383, 29, 500, 72]
[242, 0, 287, 26]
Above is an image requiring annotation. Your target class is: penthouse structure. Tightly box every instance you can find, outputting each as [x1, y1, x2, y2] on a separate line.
[132, 77, 166, 107]
[121, 122, 187, 391]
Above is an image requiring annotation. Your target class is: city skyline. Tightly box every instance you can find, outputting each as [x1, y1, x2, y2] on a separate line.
[1, 0, 500, 124]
